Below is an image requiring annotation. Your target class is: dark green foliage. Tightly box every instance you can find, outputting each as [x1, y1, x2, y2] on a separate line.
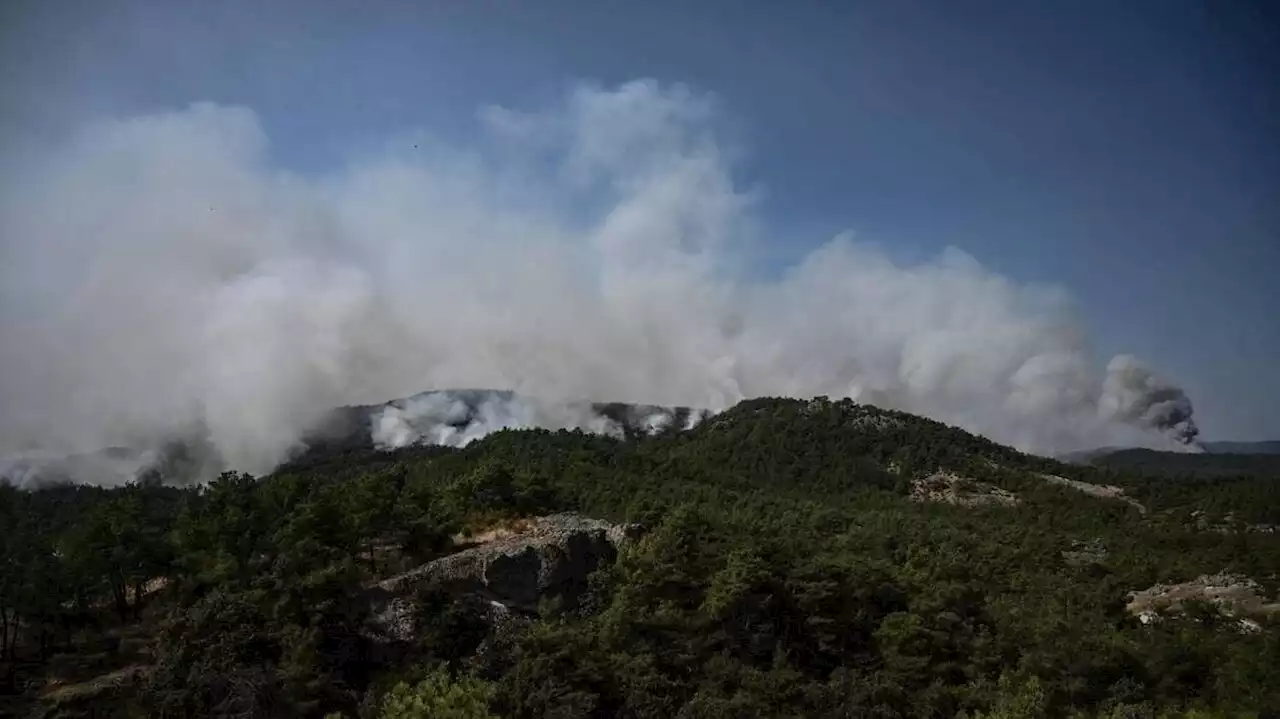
[3, 396, 1279, 717]
[374, 664, 496, 718]
[1090, 447, 1280, 478]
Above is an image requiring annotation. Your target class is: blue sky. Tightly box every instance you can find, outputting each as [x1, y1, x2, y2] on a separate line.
[2, 0, 1277, 440]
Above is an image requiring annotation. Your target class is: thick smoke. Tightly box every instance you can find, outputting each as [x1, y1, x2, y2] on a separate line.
[1100, 355, 1199, 445]
[0, 80, 1199, 484]
[372, 391, 626, 449]
[0, 448, 159, 489]
[366, 389, 708, 451]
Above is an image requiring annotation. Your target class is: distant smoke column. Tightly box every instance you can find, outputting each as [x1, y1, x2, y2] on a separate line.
[369, 391, 627, 449]
[641, 411, 672, 435]
[684, 408, 714, 431]
[1099, 355, 1199, 444]
[371, 406, 425, 449]
[371, 393, 476, 449]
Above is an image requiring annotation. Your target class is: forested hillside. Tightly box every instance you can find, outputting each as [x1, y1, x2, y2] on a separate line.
[3, 397, 1279, 718]
[1086, 448, 1280, 480]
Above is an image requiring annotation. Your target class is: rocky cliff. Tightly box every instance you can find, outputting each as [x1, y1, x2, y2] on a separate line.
[909, 472, 1019, 508]
[366, 514, 643, 643]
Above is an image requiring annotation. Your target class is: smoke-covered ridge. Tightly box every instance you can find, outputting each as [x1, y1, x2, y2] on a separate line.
[0, 80, 1199, 486]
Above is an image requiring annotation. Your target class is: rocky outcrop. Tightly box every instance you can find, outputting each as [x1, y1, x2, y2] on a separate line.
[367, 514, 643, 643]
[1040, 473, 1147, 514]
[910, 472, 1019, 508]
[1126, 572, 1280, 632]
[1189, 510, 1277, 534]
[1062, 538, 1108, 566]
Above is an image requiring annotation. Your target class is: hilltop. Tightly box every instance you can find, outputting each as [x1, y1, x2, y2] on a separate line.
[301, 388, 706, 455]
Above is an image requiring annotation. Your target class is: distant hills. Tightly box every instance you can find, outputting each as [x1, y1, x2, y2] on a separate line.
[1061, 439, 1280, 471]
[3, 390, 707, 486]
[1202, 440, 1280, 455]
[1075, 446, 1280, 478]
[301, 388, 706, 453]
[8, 387, 1277, 487]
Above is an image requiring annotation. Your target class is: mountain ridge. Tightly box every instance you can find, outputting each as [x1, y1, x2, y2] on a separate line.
[1204, 440, 1280, 455]
[3, 388, 1268, 490]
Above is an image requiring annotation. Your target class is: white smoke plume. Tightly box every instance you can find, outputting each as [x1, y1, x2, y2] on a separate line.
[0, 448, 160, 489]
[371, 392, 626, 450]
[0, 80, 1199, 484]
[640, 411, 674, 436]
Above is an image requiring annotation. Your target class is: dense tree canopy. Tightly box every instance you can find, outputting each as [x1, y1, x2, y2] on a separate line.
[2, 397, 1278, 717]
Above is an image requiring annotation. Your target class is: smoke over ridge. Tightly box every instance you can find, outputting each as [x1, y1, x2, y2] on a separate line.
[366, 389, 710, 451]
[372, 391, 625, 449]
[0, 80, 1198, 484]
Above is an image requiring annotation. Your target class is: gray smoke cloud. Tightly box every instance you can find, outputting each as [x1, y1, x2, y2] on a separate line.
[1100, 355, 1199, 445]
[371, 392, 629, 450]
[0, 80, 1200, 485]
[366, 389, 710, 451]
[0, 448, 159, 489]
[367, 391, 707, 451]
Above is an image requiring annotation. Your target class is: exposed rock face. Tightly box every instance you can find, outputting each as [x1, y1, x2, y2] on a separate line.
[1040, 473, 1147, 514]
[1189, 510, 1278, 534]
[1062, 538, 1109, 566]
[36, 665, 149, 713]
[367, 514, 643, 643]
[909, 472, 1019, 508]
[1126, 572, 1280, 632]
